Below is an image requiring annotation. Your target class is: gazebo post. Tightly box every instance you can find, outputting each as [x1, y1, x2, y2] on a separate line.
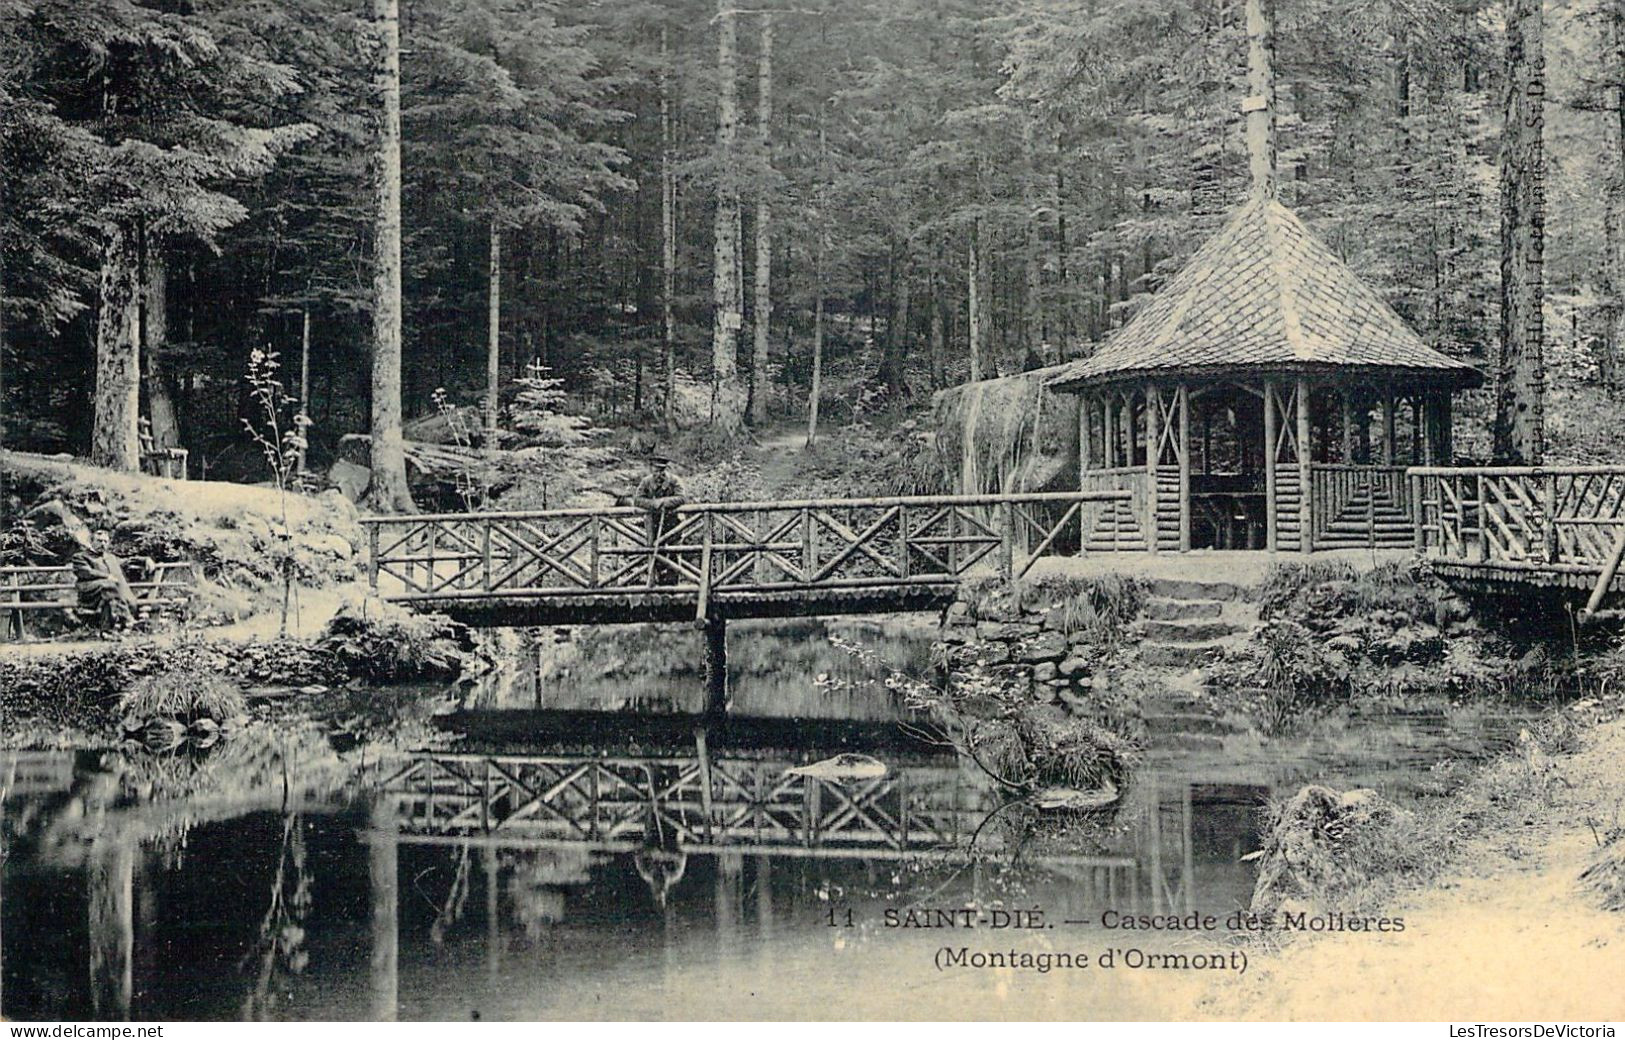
[1340, 392, 1355, 463]
[1263, 378, 1278, 552]
[1080, 392, 1093, 476]
[1296, 376, 1313, 554]
[1102, 393, 1116, 467]
[1144, 382, 1159, 555]
[1178, 383, 1191, 552]
[1381, 395, 1396, 465]
[1411, 397, 1424, 464]
[1120, 390, 1135, 468]
[1436, 392, 1453, 463]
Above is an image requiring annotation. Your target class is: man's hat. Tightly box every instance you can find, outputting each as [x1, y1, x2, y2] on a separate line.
[646, 451, 672, 464]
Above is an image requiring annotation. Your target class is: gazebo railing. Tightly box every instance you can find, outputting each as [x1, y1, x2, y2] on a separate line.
[1079, 467, 1151, 552]
[1309, 464, 1414, 548]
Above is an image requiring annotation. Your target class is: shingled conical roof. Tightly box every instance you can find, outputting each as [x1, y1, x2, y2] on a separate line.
[1047, 196, 1481, 390]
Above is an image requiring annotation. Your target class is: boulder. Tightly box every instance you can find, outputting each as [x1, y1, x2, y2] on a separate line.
[1248, 785, 1411, 917]
[1033, 662, 1058, 682]
[1021, 631, 1068, 663]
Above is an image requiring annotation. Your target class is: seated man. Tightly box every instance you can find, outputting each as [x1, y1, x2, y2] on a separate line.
[71, 529, 146, 632]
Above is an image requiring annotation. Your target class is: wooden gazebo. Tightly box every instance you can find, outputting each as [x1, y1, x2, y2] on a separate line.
[1045, 196, 1482, 555]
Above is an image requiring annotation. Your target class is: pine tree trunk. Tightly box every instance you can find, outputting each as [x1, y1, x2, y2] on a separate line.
[140, 243, 179, 450]
[968, 228, 983, 383]
[808, 260, 824, 447]
[807, 123, 827, 447]
[661, 26, 678, 431]
[929, 265, 946, 389]
[878, 247, 911, 391]
[1608, 0, 1625, 396]
[710, 0, 743, 427]
[486, 221, 501, 441]
[91, 231, 141, 472]
[1493, 0, 1545, 464]
[366, 0, 414, 511]
[750, 12, 773, 425]
[1023, 117, 1044, 355]
[298, 307, 312, 475]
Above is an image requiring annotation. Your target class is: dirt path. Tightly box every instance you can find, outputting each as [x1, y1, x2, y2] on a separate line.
[746, 423, 812, 499]
[1194, 717, 1625, 1020]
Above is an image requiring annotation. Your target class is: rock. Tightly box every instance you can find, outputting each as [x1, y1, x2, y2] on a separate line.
[1058, 656, 1088, 677]
[945, 601, 970, 621]
[977, 643, 1011, 665]
[1033, 662, 1058, 682]
[1021, 631, 1069, 663]
[1248, 785, 1411, 916]
[1325, 634, 1362, 655]
[978, 621, 1041, 641]
[329, 459, 371, 502]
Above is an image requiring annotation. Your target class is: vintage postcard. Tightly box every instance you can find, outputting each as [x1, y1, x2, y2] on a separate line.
[1, 0, 1623, 1027]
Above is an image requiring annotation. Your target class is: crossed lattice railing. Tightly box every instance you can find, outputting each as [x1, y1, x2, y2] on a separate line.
[377, 753, 987, 855]
[361, 490, 1130, 605]
[1413, 466, 1625, 620]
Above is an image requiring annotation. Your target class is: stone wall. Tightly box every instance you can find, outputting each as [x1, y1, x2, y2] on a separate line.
[936, 577, 1147, 712]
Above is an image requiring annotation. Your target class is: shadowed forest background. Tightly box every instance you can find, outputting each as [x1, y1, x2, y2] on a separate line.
[1, 0, 1622, 509]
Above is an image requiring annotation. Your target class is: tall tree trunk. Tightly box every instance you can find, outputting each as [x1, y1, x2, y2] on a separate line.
[1607, 0, 1625, 396]
[1022, 116, 1044, 356]
[486, 221, 501, 441]
[298, 306, 312, 475]
[968, 225, 983, 383]
[140, 243, 179, 450]
[1494, 0, 1545, 464]
[808, 252, 824, 447]
[929, 264, 946, 389]
[367, 0, 414, 510]
[661, 26, 678, 431]
[91, 231, 141, 472]
[750, 12, 773, 425]
[710, 0, 743, 427]
[807, 123, 827, 447]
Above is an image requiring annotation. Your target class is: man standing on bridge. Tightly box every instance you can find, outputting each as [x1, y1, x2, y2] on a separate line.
[632, 452, 687, 585]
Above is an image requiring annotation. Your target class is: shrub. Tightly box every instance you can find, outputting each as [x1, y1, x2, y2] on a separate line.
[318, 600, 470, 682]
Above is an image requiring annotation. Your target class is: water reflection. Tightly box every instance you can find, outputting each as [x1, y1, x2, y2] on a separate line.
[1, 621, 1542, 1021]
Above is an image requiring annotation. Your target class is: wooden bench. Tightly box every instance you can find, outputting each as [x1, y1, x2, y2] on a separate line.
[139, 417, 189, 480]
[0, 561, 200, 640]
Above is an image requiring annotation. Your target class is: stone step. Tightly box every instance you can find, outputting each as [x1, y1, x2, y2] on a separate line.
[1144, 577, 1248, 602]
[1144, 598, 1223, 621]
[1143, 619, 1247, 643]
[1141, 638, 1234, 668]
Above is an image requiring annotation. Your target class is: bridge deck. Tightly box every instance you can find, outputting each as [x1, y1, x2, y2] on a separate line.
[361, 468, 1625, 626]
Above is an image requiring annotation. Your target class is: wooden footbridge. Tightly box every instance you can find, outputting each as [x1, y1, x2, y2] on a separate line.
[362, 468, 1625, 627]
[362, 490, 1128, 627]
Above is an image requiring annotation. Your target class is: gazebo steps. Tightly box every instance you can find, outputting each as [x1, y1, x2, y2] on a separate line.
[1143, 618, 1248, 643]
[1144, 598, 1223, 621]
[1138, 579, 1261, 669]
[1142, 638, 1235, 668]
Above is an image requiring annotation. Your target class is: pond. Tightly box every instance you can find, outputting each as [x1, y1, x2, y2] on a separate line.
[2, 617, 1540, 1021]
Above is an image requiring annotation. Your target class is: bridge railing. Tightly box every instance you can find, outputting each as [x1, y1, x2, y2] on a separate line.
[361, 489, 1131, 604]
[1412, 465, 1625, 619]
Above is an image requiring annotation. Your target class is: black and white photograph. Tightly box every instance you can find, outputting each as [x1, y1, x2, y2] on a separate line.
[1, 0, 1624, 1025]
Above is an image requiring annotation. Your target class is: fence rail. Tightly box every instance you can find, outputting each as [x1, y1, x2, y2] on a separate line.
[1309, 465, 1414, 549]
[361, 490, 1130, 609]
[1412, 466, 1625, 620]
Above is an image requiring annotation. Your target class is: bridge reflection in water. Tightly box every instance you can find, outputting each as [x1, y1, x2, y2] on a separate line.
[351, 744, 1251, 1018]
[3, 747, 1262, 1021]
